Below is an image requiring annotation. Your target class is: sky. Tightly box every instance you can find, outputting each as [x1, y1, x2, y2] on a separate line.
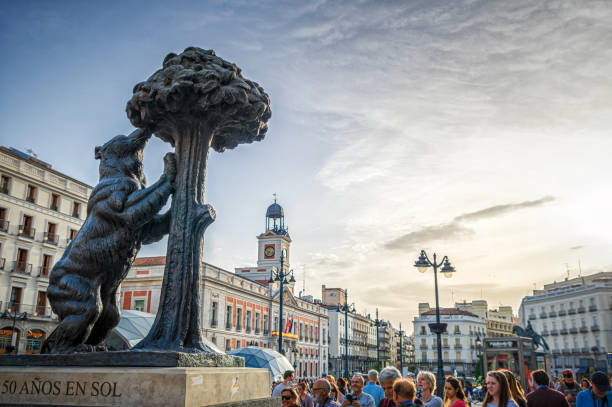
[2, 0, 612, 334]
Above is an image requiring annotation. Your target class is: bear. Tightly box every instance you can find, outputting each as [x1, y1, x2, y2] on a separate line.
[42, 128, 176, 354]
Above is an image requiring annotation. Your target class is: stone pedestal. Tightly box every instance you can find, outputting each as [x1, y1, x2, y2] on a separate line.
[0, 366, 272, 406]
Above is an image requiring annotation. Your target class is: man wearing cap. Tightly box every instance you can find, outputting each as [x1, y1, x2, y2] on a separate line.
[576, 372, 612, 407]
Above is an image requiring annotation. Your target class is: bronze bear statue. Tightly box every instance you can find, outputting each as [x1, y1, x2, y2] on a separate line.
[42, 128, 175, 354]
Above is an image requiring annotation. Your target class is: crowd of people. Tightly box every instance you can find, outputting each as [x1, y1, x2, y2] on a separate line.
[271, 368, 612, 407]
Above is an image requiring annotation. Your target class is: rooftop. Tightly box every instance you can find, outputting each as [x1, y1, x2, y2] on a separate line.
[422, 308, 479, 318]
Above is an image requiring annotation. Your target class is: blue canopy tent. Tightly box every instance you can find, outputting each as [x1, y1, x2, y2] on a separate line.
[228, 347, 293, 382]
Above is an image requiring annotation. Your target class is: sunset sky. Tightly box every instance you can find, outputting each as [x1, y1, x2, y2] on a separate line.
[2, 0, 612, 332]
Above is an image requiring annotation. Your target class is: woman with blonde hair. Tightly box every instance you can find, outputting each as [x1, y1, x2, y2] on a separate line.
[417, 371, 443, 407]
[500, 370, 526, 407]
[483, 371, 518, 407]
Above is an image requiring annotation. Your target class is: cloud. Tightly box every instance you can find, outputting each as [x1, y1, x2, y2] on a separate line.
[453, 196, 555, 222]
[384, 222, 474, 251]
[385, 196, 555, 250]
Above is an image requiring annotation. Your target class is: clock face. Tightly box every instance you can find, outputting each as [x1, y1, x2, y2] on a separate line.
[264, 245, 275, 258]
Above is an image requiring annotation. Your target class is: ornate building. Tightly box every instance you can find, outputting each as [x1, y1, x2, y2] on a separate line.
[0, 147, 91, 353]
[122, 200, 329, 379]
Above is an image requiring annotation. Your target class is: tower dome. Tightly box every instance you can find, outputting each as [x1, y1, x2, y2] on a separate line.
[266, 202, 284, 219]
[265, 196, 288, 235]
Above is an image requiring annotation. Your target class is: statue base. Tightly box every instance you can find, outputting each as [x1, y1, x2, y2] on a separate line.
[0, 350, 243, 367]
[0, 366, 276, 406]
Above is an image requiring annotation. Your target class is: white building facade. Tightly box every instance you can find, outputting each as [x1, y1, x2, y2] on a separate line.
[413, 304, 487, 375]
[0, 147, 90, 353]
[518, 272, 612, 375]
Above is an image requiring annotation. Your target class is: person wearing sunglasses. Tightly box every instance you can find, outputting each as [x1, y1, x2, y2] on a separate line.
[313, 378, 340, 407]
[282, 387, 302, 407]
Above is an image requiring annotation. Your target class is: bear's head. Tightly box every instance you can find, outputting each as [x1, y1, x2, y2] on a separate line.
[95, 129, 150, 187]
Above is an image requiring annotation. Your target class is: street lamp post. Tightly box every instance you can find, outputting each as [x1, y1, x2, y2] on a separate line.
[338, 289, 354, 379]
[475, 335, 483, 377]
[396, 323, 404, 374]
[1, 303, 28, 354]
[375, 308, 381, 370]
[414, 249, 456, 398]
[268, 249, 296, 355]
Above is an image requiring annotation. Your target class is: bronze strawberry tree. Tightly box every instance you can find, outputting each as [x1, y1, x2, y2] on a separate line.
[126, 47, 271, 352]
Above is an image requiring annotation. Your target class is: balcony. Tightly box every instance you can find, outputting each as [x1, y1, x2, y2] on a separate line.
[528, 314, 537, 320]
[0, 301, 55, 318]
[0, 187, 8, 195]
[581, 347, 589, 354]
[43, 232, 59, 245]
[18, 225, 35, 239]
[591, 325, 600, 332]
[37, 266, 50, 278]
[255, 329, 260, 335]
[550, 329, 559, 335]
[50, 204, 59, 211]
[569, 328, 578, 334]
[10, 261, 32, 275]
[579, 326, 588, 333]
[264, 329, 269, 336]
[588, 305, 597, 312]
[562, 349, 571, 355]
[541, 329, 549, 336]
[568, 308, 576, 315]
[560, 328, 568, 335]
[25, 196, 36, 204]
[210, 320, 217, 328]
[236, 324, 242, 331]
[454, 344, 463, 349]
[571, 348, 580, 354]
[558, 309, 566, 316]
[539, 313, 548, 319]
[0, 220, 8, 233]
[548, 311, 557, 317]
[245, 327, 251, 333]
[225, 321, 232, 330]
[577, 306, 586, 313]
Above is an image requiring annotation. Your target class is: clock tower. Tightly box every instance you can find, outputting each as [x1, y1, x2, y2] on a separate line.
[235, 197, 292, 287]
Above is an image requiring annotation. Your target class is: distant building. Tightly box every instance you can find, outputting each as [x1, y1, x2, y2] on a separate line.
[455, 300, 515, 337]
[0, 146, 91, 353]
[413, 303, 486, 375]
[322, 285, 346, 307]
[518, 271, 612, 376]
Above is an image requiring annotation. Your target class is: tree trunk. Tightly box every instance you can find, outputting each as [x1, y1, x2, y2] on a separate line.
[134, 120, 217, 353]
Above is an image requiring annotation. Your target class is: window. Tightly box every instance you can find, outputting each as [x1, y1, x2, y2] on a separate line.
[26, 185, 37, 203]
[225, 339, 231, 352]
[0, 207, 7, 232]
[310, 325, 313, 341]
[0, 175, 10, 194]
[236, 308, 242, 330]
[45, 222, 57, 244]
[134, 300, 145, 312]
[255, 313, 260, 332]
[226, 305, 232, 329]
[10, 287, 22, 312]
[246, 310, 252, 332]
[20, 215, 34, 237]
[41, 254, 52, 276]
[211, 302, 218, 327]
[72, 202, 81, 218]
[50, 194, 59, 211]
[300, 323, 303, 340]
[263, 314, 269, 334]
[16, 248, 28, 272]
